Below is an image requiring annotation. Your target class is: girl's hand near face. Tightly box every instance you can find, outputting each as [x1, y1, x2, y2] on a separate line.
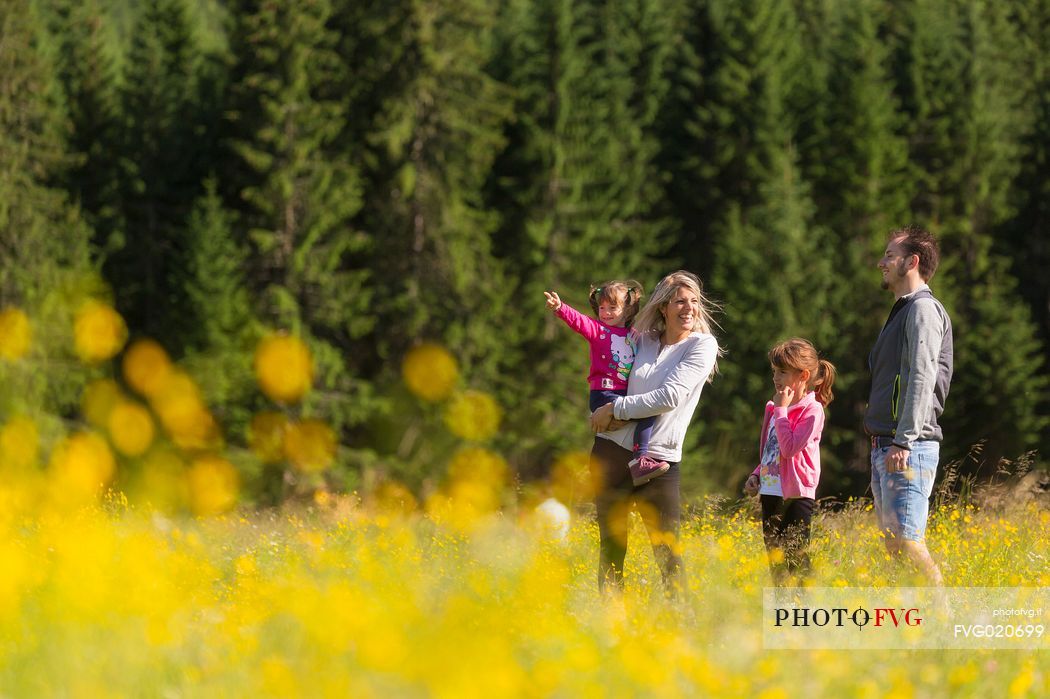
[771, 366, 806, 408]
[773, 385, 795, 408]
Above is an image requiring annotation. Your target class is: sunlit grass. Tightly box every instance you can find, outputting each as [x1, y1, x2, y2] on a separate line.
[1, 300, 1046, 697]
[0, 493, 1045, 697]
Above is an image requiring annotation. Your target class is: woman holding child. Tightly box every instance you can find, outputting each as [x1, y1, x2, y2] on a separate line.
[587, 270, 721, 594]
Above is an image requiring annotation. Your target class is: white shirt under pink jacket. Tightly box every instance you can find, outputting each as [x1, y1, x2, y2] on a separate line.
[750, 391, 825, 499]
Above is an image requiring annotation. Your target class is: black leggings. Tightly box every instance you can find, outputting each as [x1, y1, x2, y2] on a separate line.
[760, 494, 815, 585]
[590, 436, 683, 594]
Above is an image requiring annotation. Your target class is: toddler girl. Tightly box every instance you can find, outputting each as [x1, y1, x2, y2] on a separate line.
[545, 281, 669, 486]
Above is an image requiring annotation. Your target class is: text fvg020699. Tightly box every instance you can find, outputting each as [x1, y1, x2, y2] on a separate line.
[954, 624, 1044, 639]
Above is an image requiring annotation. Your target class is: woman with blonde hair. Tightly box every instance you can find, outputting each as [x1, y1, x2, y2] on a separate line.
[589, 270, 721, 594]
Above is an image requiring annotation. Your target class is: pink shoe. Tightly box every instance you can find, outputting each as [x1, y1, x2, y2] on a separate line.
[628, 454, 670, 486]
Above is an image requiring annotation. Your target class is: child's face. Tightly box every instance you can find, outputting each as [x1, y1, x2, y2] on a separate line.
[598, 294, 627, 327]
[771, 365, 808, 395]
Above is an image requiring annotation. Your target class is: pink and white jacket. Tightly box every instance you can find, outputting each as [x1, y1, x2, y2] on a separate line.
[750, 391, 825, 499]
[555, 303, 635, 391]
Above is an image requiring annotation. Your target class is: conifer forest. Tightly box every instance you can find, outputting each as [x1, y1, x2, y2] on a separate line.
[2, 0, 1048, 503]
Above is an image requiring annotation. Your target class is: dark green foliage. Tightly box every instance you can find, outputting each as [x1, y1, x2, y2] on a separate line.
[180, 178, 257, 429]
[326, 0, 518, 482]
[659, 0, 835, 489]
[223, 0, 374, 438]
[487, 0, 676, 474]
[13, 0, 1050, 498]
[104, 0, 218, 351]
[662, 0, 809, 278]
[887, 0, 1048, 468]
[998, 0, 1050, 449]
[38, 0, 124, 247]
[341, 0, 511, 357]
[794, 0, 913, 489]
[1, 0, 95, 417]
[1, 0, 87, 306]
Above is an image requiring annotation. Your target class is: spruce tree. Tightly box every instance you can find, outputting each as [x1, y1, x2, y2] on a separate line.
[108, 0, 209, 349]
[1000, 0, 1050, 453]
[224, 0, 374, 435]
[794, 0, 912, 486]
[0, 0, 94, 417]
[706, 150, 832, 490]
[180, 178, 257, 429]
[660, 0, 808, 276]
[654, 0, 711, 275]
[485, 0, 675, 471]
[1004, 0, 1050, 335]
[38, 0, 124, 251]
[318, 0, 518, 483]
[889, 0, 1049, 468]
[331, 4, 509, 348]
[343, 0, 511, 362]
[0, 0, 91, 306]
[657, 0, 832, 488]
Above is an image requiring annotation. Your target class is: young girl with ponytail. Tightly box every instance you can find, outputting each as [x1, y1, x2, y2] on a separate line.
[744, 338, 836, 585]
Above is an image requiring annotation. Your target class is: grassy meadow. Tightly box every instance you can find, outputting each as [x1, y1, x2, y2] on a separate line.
[1, 302, 1047, 697]
[4, 0, 1050, 692]
[0, 488, 1046, 697]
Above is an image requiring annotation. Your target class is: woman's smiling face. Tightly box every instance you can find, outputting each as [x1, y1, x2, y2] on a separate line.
[661, 287, 700, 338]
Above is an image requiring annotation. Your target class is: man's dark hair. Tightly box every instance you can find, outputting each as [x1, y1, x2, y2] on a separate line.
[890, 225, 940, 281]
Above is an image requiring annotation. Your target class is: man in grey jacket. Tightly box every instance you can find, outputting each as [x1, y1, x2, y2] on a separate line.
[865, 225, 953, 585]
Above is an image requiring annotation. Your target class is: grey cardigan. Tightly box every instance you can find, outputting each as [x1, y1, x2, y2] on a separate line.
[864, 286, 953, 448]
[604, 331, 719, 462]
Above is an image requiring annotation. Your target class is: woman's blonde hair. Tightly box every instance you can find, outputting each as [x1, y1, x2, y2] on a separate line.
[768, 337, 837, 405]
[633, 270, 722, 379]
[633, 270, 719, 336]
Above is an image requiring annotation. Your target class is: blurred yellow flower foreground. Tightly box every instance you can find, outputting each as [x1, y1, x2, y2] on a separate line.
[0, 490, 1045, 697]
[0, 303, 1044, 696]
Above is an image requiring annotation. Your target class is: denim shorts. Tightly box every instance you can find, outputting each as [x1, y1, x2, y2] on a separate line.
[870, 440, 939, 542]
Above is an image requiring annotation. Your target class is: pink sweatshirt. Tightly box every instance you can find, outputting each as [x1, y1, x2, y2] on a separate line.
[750, 391, 825, 499]
[555, 303, 635, 391]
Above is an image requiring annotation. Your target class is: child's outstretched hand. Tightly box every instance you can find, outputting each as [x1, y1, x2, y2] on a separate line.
[743, 474, 760, 496]
[544, 291, 562, 312]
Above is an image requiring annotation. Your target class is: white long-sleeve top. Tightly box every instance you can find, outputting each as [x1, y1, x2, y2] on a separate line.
[600, 331, 719, 463]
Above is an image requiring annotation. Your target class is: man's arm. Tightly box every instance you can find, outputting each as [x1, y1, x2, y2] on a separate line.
[894, 300, 946, 449]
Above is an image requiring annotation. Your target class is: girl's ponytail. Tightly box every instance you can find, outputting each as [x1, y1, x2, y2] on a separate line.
[814, 358, 837, 405]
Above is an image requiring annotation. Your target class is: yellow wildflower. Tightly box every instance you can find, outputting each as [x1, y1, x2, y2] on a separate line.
[248, 411, 289, 463]
[107, 400, 155, 457]
[0, 307, 31, 360]
[73, 300, 127, 363]
[402, 343, 458, 401]
[0, 416, 39, 472]
[444, 390, 502, 441]
[48, 432, 116, 504]
[187, 455, 239, 516]
[283, 419, 337, 472]
[254, 333, 313, 404]
[123, 339, 173, 397]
